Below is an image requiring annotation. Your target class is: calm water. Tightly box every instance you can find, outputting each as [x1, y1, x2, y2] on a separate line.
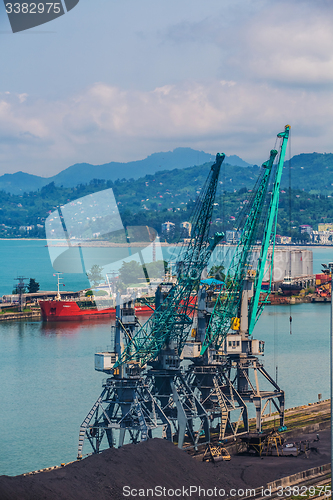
[0, 242, 332, 476]
[0, 240, 90, 296]
[0, 240, 331, 296]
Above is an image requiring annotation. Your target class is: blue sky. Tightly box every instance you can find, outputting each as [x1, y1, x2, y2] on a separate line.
[0, 0, 332, 176]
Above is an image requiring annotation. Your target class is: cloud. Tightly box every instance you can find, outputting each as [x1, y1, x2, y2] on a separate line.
[0, 0, 332, 175]
[162, 0, 333, 88]
[0, 93, 49, 141]
[0, 77, 332, 175]
[235, 1, 333, 87]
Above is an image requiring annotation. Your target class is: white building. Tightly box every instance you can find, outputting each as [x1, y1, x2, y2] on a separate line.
[312, 231, 333, 244]
[225, 230, 241, 243]
[161, 221, 175, 233]
[275, 235, 292, 244]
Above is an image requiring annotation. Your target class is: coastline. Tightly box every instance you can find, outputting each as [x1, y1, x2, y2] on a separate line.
[0, 238, 48, 241]
[1, 239, 333, 249]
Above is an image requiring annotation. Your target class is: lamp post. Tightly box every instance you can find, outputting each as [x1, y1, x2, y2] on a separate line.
[322, 262, 333, 473]
[329, 262, 333, 475]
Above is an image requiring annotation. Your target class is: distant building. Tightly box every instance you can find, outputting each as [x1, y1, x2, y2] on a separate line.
[276, 235, 292, 244]
[318, 223, 333, 231]
[225, 230, 241, 243]
[299, 224, 313, 234]
[161, 221, 175, 234]
[180, 221, 192, 238]
[312, 231, 333, 244]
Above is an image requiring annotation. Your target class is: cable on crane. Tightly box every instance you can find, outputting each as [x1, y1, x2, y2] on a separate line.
[219, 162, 270, 274]
[274, 303, 279, 384]
[288, 130, 293, 335]
[211, 157, 224, 275]
[218, 153, 225, 269]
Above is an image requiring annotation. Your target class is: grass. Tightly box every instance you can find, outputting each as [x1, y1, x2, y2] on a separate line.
[0, 307, 37, 315]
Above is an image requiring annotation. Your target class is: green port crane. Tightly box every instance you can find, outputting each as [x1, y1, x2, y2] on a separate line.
[78, 151, 227, 456]
[184, 126, 290, 437]
[113, 152, 226, 369]
[247, 126, 290, 336]
[201, 125, 290, 354]
[78, 128, 290, 456]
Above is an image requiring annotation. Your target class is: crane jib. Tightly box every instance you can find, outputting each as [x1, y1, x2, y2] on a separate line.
[201, 125, 290, 354]
[114, 152, 226, 369]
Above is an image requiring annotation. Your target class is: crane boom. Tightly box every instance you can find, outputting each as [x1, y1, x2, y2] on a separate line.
[201, 125, 290, 354]
[248, 125, 290, 334]
[114, 153, 225, 368]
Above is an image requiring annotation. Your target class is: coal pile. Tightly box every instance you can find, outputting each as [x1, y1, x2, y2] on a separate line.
[0, 439, 235, 500]
[0, 430, 330, 500]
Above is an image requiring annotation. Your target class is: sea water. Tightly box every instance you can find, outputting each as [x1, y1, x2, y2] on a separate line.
[0, 242, 332, 476]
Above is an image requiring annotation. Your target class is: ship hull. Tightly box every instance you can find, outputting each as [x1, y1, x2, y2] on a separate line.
[279, 283, 302, 296]
[39, 300, 154, 321]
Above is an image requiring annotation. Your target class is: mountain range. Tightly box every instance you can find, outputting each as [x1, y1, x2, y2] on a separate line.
[2, 148, 333, 196]
[0, 148, 251, 195]
[1, 148, 333, 239]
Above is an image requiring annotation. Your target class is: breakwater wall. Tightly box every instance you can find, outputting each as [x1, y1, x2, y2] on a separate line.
[0, 310, 41, 322]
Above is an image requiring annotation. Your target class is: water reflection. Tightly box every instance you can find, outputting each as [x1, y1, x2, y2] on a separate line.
[40, 318, 113, 336]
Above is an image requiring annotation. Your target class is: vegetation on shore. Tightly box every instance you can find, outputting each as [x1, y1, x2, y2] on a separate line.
[1, 154, 333, 242]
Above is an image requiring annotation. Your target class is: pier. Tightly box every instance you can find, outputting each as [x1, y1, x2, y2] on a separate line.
[0, 309, 41, 321]
[272, 274, 316, 291]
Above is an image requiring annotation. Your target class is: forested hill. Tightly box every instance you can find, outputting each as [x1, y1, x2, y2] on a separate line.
[280, 152, 333, 194]
[1, 150, 332, 196]
[1, 155, 333, 240]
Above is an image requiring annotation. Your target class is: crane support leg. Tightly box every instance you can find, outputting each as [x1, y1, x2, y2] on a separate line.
[150, 370, 210, 449]
[78, 376, 171, 457]
[253, 396, 262, 433]
[171, 381, 187, 448]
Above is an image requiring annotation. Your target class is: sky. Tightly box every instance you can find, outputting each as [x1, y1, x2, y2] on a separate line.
[0, 0, 333, 177]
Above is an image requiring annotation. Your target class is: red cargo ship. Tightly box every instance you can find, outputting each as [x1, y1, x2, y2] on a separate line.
[39, 299, 154, 321]
[39, 273, 154, 321]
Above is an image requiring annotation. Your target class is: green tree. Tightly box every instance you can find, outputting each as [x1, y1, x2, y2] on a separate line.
[116, 280, 127, 293]
[86, 265, 104, 287]
[209, 264, 225, 282]
[12, 281, 27, 294]
[145, 260, 168, 281]
[300, 232, 311, 243]
[28, 278, 40, 293]
[290, 229, 300, 243]
[119, 260, 145, 284]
